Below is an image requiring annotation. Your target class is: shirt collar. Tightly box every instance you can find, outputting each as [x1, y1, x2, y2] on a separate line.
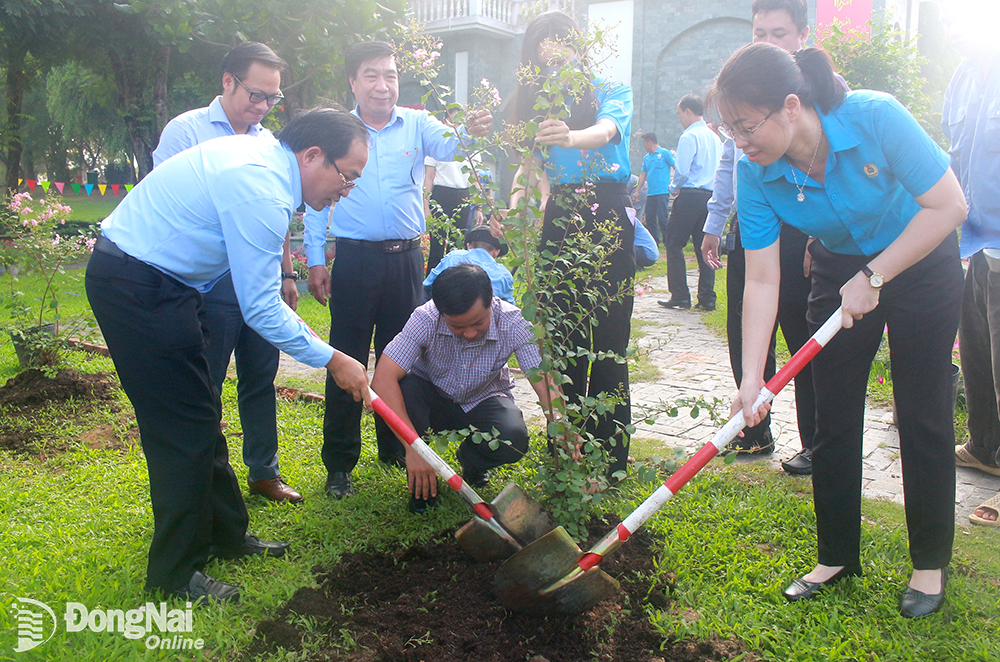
[353, 104, 402, 131]
[282, 144, 303, 210]
[208, 95, 265, 135]
[761, 104, 858, 183]
[433, 298, 501, 343]
[682, 119, 706, 135]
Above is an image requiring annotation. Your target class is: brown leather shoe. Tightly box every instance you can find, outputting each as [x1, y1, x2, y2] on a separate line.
[248, 476, 304, 503]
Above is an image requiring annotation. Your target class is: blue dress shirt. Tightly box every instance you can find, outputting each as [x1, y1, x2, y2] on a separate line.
[152, 96, 272, 167]
[423, 248, 515, 303]
[738, 91, 950, 255]
[642, 147, 675, 196]
[302, 105, 463, 267]
[544, 77, 633, 185]
[633, 220, 659, 263]
[101, 136, 334, 368]
[943, 55, 1000, 258]
[670, 120, 722, 193]
[703, 139, 743, 236]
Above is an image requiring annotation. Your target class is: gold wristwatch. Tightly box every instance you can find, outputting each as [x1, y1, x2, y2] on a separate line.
[861, 265, 884, 289]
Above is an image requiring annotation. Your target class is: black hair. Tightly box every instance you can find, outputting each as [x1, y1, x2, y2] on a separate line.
[678, 94, 704, 116]
[751, 0, 809, 33]
[431, 264, 493, 316]
[220, 42, 287, 80]
[344, 41, 395, 81]
[709, 43, 845, 118]
[276, 106, 368, 165]
[642, 132, 658, 143]
[510, 11, 597, 129]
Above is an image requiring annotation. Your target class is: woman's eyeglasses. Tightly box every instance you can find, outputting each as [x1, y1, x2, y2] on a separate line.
[718, 109, 776, 142]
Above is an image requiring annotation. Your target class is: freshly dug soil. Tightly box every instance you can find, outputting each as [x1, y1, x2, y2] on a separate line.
[0, 368, 130, 456]
[244, 521, 751, 662]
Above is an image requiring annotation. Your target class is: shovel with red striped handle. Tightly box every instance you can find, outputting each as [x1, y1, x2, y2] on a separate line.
[494, 307, 844, 615]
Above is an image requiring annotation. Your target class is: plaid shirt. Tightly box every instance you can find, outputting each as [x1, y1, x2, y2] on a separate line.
[383, 297, 541, 412]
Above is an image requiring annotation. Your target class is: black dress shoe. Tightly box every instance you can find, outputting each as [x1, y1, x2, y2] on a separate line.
[210, 533, 290, 561]
[325, 471, 354, 499]
[657, 298, 691, 309]
[900, 568, 947, 618]
[408, 494, 438, 515]
[695, 301, 716, 311]
[463, 469, 490, 488]
[781, 448, 813, 475]
[171, 571, 241, 603]
[783, 564, 862, 602]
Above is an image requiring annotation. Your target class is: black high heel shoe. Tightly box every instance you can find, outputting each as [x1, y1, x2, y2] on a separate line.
[783, 564, 862, 602]
[899, 567, 947, 619]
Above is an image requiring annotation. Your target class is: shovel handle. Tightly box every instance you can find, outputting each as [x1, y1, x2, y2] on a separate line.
[578, 308, 844, 570]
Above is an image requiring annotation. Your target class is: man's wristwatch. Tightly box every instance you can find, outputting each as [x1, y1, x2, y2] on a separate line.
[861, 265, 884, 289]
[282, 272, 298, 281]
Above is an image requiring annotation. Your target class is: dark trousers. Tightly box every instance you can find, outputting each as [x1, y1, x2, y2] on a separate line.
[665, 188, 715, 306]
[322, 240, 424, 474]
[427, 185, 471, 273]
[807, 235, 962, 570]
[86, 248, 248, 592]
[202, 273, 282, 482]
[958, 250, 1000, 467]
[644, 194, 670, 248]
[726, 219, 817, 448]
[541, 184, 635, 477]
[400, 375, 529, 474]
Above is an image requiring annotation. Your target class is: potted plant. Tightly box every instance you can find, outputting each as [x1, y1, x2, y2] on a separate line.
[0, 192, 94, 369]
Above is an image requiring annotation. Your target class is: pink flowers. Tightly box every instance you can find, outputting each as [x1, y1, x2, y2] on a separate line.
[590, 203, 600, 213]
[412, 45, 442, 69]
[479, 78, 502, 106]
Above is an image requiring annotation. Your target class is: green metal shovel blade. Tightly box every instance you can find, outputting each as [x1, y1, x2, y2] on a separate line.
[455, 481, 557, 562]
[494, 526, 619, 615]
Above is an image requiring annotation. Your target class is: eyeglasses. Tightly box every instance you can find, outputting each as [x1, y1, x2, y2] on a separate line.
[232, 74, 284, 107]
[718, 109, 776, 142]
[332, 160, 357, 191]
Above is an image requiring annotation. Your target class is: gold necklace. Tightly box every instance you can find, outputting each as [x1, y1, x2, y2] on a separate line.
[789, 125, 823, 202]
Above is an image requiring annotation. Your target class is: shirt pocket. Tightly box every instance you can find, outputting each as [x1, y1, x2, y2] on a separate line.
[984, 97, 1000, 152]
[391, 146, 423, 185]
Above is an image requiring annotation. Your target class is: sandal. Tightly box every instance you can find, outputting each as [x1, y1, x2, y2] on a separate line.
[955, 445, 1000, 477]
[969, 492, 1000, 528]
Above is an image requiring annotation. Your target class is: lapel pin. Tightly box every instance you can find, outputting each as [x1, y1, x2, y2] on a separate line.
[864, 164, 878, 178]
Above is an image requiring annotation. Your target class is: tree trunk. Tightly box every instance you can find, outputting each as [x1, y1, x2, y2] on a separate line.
[46, 126, 72, 184]
[3, 47, 28, 194]
[106, 45, 169, 181]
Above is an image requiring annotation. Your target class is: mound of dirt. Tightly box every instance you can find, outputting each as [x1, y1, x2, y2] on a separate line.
[0, 368, 115, 408]
[244, 521, 751, 662]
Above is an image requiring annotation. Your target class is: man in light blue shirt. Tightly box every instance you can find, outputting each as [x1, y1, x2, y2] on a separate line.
[86, 108, 372, 603]
[152, 42, 305, 504]
[424, 225, 514, 303]
[942, 3, 1000, 524]
[302, 41, 493, 501]
[633, 132, 675, 248]
[659, 94, 722, 310]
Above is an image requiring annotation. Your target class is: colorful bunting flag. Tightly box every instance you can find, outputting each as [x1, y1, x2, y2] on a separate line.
[26, 180, 37, 191]
[98, 184, 107, 195]
[40, 181, 51, 192]
[18, 179, 22, 186]
[71, 183, 81, 194]
[55, 182, 65, 194]
[84, 184, 94, 196]
[111, 184, 120, 195]
[125, 184, 134, 192]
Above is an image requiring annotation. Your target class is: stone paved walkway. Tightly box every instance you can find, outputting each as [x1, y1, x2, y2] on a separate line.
[274, 269, 1000, 528]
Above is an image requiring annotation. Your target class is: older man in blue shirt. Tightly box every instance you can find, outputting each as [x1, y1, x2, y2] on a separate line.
[943, 3, 1000, 526]
[152, 42, 305, 504]
[86, 108, 371, 603]
[659, 94, 722, 311]
[303, 41, 492, 500]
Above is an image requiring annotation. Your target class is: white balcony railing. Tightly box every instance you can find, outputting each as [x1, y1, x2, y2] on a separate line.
[409, 0, 577, 35]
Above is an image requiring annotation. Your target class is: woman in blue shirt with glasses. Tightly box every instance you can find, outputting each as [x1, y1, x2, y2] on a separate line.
[712, 43, 967, 618]
[507, 11, 634, 482]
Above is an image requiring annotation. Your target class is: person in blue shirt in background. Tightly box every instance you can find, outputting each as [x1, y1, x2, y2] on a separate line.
[508, 11, 634, 481]
[633, 216, 659, 269]
[659, 94, 722, 311]
[632, 132, 675, 249]
[152, 42, 305, 505]
[424, 224, 514, 303]
[715, 43, 967, 618]
[303, 41, 493, 501]
[86, 108, 372, 603]
[941, 1, 1000, 527]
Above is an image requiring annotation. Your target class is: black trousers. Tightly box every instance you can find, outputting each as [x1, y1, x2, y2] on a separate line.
[726, 219, 817, 448]
[86, 248, 248, 592]
[958, 250, 1000, 466]
[665, 187, 715, 306]
[427, 185, 471, 273]
[644, 194, 670, 248]
[540, 183, 635, 477]
[202, 273, 282, 482]
[807, 235, 962, 570]
[321, 240, 424, 474]
[400, 375, 529, 474]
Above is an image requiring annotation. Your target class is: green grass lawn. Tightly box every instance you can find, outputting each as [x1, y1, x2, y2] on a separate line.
[58, 191, 123, 223]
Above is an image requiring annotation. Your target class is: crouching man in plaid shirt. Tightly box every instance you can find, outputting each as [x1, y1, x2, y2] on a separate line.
[372, 263, 566, 514]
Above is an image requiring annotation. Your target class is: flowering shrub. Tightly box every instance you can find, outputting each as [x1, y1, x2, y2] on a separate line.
[0, 193, 95, 367]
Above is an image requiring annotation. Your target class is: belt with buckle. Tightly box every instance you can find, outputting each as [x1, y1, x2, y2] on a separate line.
[336, 237, 421, 253]
[94, 235, 127, 258]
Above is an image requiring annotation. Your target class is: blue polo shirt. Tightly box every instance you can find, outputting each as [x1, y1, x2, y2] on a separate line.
[423, 248, 515, 304]
[101, 136, 334, 368]
[544, 77, 633, 185]
[152, 96, 272, 167]
[302, 105, 463, 267]
[737, 90, 950, 255]
[642, 147, 675, 196]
